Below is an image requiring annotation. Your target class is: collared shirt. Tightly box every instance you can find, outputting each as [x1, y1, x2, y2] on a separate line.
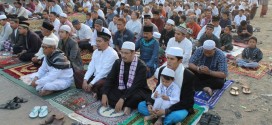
[84, 47, 119, 84]
[50, 4, 63, 15]
[91, 27, 113, 47]
[166, 37, 192, 67]
[108, 21, 118, 35]
[113, 29, 135, 48]
[125, 20, 142, 39]
[16, 7, 28, 18]
[197, 24, 222, 40]
[212, 7, 219, 16]
[5, 5, 14, 14]
[234, 15, 247, 26]
[189, 47, 228, 75]
[76, 23, 92, 41]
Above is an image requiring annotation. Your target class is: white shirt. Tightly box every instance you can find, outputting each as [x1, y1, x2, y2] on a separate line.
[16, 7, 28, 18]
[166, 37, 192, 67]
[234, 15, 247, 26]
[0, 22, 13, 43]
[83, 1, 92, 12]
[155, 0, 165, 4]
[211, 7, 219, 16]
[126, 19, 142, 39]
[91, 27, 113, 47]
[34, 2, 44, 13]
[50, 4, 63, 15]
[108, 21, 118, 35]
[76, 23, 93, 41]
[84, 47, 119, 84]
[52, 18, 61, 36]
[97, 9, 105, 19]
[194, 8, 201, 17]
[196, 25, 222, 40]
[35, 33, 59, 59]
[5, 5, 14, 14]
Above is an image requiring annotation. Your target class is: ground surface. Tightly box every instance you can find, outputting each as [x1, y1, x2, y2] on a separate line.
[0, 2, 272, 125]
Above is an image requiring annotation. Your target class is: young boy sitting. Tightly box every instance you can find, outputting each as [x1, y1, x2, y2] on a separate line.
[236, 36, 263, 69]
[220, 25, 233, 51]
[144, 67, 180, 124]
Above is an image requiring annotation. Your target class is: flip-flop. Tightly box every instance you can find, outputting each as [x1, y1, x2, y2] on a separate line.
[0, 101, 21, 110]
[230, 86, 239, 96]
[39, 106, 48, 118]
[12, 96, 28, 103]
[199, 113, 212, 125]
[242, 86, 251, 94]
[29, 106, 41, 118]
[208, 114, 221, 125]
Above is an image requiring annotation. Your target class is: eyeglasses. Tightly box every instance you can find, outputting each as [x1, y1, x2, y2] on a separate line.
[41, 45, 52, 49]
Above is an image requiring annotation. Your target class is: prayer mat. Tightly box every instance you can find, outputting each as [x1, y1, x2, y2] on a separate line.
[67, 13, 86, 23]
[228, 63, 268, 79]
[0, 57, 22, 69]
[76, 101, 137, 125]
[120, 104, 205, 125]
[49, 89, 96, 112]
[223, 46, 244, 57]
[3, 63, 39, 79]
[194, 80, 234, 109]
[81, 50, 92, 64]
[232, 40, 248, 48]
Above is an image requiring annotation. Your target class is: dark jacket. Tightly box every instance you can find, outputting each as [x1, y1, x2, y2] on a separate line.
[58, 37, 84, 70]
[23, 30, 41, 53]
[159, 29, 175, 46]
[10, 29, 24, 47]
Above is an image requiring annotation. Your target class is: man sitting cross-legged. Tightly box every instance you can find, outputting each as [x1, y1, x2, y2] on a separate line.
[101, 41, 152, 115]
[30, 38, 73, 96]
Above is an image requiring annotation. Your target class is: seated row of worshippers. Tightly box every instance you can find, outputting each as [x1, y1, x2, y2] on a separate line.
[0, 15, 263, 125]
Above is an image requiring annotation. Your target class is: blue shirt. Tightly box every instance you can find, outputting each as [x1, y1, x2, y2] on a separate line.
[219, 18, 231, 29]
[189, 47, 228, 75]
[51, 4, 63, 15]
[113, 29, 134, 47]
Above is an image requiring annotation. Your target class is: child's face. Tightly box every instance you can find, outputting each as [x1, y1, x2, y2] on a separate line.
[222, 14, 228, 19]
[161, 77, 173, 87]
[248, 39, 257, 48]
[224, 27, 230, 34]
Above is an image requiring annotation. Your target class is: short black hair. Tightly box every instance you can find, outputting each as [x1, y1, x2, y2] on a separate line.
[50, 12, 57, 16]
[161, 74, 175, 81]
[180, 15, 186, 21]
[249, 36, 258, 43]
[225, 25, 232, 31]
[240, 20, 247, 26]
[176, 56, 183, 60]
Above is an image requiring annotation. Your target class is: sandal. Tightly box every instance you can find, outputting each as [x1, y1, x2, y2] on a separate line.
[40, 114, 64, 125]
[199, 113, 212, 125]
[39, 106, 48, 118]
[230, 86, 239, 96]
[208, 114, 221, 125]
[12, 96, 28, 103]
[29, 106, 41, 118]
[51, 118, 64, 125]
[242, 86, 251, 94]
[0, 101, 21, 110]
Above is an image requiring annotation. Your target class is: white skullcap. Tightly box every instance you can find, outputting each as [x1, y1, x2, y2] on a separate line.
[161, 67, 175, 78]
[166, 19, 175, 25]
[42, 38, 57, 46]
[0, 15, 7, 20]
[203, 40, 216, 50]
[59, 13, 67, 18]
[153, 32, 161, 39]
[122, 41, 135, 51]
[59, 25, 71, 32]
[166, 47, 184, 57]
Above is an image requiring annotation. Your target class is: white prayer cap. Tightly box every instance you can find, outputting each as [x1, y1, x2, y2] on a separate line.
[125, 4, 129, 7]
[173, 9, 179, 13]
[59, 13, 67, 18]
[166, 19, 175, 26]
[161, 67, 175, 78]
[203, 40, 216, 50]
[210, 1, 215, 3]
[153, 32, 161, 39]
[59, 25, 71, 32]
[42, 38, 57, 46]
[122, 41, 135, 51]
[166, 47, 184, 57]
[0, 15, 7, 20]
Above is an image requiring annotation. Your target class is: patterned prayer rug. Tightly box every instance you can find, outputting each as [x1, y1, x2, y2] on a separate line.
[50, 89, 96, 112]
[81, 50, 92, 64]
[228, 63, 268, 79]
[194, 80, 234, 109]
[0, 56, 22, 69]
[120, 104, 205, 125]
[3, 63, 39, 79]
[67, 13, 86, 23]
[76, 101, 137, 125]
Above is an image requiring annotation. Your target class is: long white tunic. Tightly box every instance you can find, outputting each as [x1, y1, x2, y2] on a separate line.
[166, 37, 192, 68]
[91, 27, 113, 47]
[84, 47, 119, 84]
[52, 19, 61, 36]
[35, 33, 59, 59]
[126, 20, 142, 39]
[196, 25, 222, 40]
[152, 82, 180, 110]
[33, 57, 73, 91]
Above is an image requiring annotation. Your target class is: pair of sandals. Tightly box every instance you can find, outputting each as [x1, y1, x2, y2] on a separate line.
[0, 96, 28, 110]
[230, 85, 251, 96]
[40, 114, 65, 125]
[29, 106, 48, 118]
[199, 113, 221, 125]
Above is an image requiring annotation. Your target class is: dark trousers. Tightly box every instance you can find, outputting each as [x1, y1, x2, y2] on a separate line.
[78, 41, 93, 52]
[19, 52, 35, 62]
[193, 71, 225, 91]
[107, 88, 149, 109]
[13, 46, 23, 54]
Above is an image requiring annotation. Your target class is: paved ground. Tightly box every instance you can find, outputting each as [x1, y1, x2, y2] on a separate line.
[0, 75, 74, 125]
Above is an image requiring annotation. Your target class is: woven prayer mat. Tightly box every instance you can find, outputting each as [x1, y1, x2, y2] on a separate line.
[120, 104, 205, 125]
[232, 40, 248, 48]
[76, 101, 137, 125]
[228, 63, 268, 79]
[81, 50, 92, 64]
[67, 13, 86, 23]
[194, 80, 234, 109]
[223, 46, 244, 57]
[48, 89, 96, 114]
[2, 63, 39, 79]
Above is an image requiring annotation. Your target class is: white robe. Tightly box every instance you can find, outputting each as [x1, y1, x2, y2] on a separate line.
[84, 47, 119, 84]
[152, 82, 180, 110]
[0, 22, 13, 49]
[30, 57, 73, 91]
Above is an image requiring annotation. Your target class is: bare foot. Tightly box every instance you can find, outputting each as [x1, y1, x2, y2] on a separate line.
[92, 93, 97, 99]
[39, 90, 53, 96]
[124, 107, 131, 115]
[154, 117, 163, 125]
[203, 87, 213, 96]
